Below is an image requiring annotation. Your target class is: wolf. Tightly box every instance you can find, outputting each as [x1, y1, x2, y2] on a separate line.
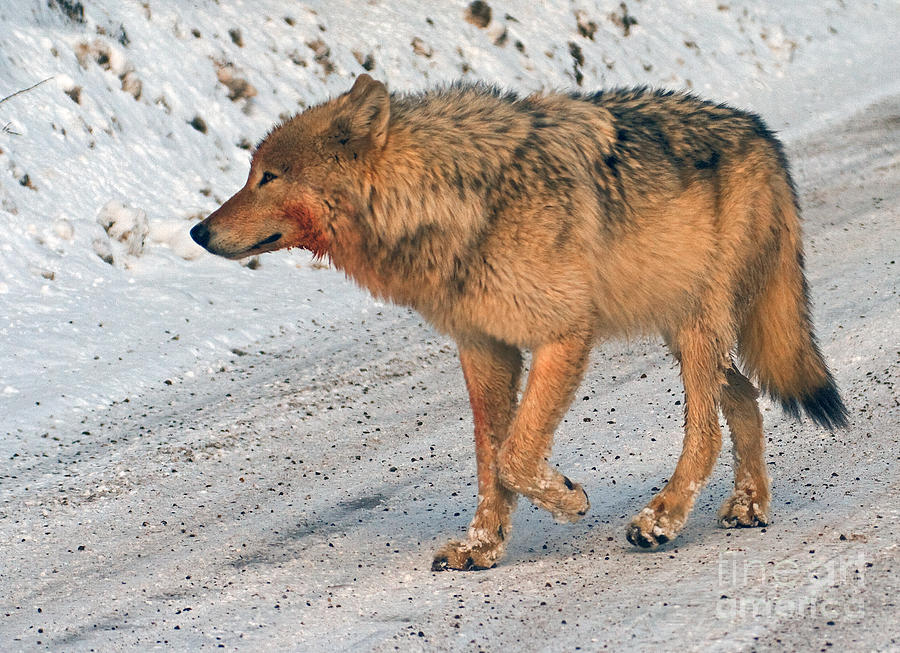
[190, 74, 847, 570]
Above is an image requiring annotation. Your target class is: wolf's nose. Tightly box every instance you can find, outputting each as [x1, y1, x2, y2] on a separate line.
[190, 222, 211, 248]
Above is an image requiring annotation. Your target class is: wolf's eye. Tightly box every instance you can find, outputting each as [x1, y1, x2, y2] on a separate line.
[259, 171, 278, 187]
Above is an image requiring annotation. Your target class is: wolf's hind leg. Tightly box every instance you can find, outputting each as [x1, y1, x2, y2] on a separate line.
[627, 323, 727, 548]
[718, 363, 770, 527]
[432, 339, 522, 571]
[496, 334, 592, 523]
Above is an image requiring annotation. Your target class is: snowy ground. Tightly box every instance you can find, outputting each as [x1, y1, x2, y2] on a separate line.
[1, 1, 898, 650]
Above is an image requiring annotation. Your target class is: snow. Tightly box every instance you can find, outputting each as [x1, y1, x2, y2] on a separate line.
[1, 0, 898, 650]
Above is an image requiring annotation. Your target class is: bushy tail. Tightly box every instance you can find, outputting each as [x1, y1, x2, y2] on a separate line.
[738, 217, 848, 430]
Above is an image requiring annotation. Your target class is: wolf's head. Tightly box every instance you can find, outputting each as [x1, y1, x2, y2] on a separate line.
[190, 74, 389, 260]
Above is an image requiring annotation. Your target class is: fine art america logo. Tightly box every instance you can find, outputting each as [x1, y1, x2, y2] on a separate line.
[716, 550, 868, 621]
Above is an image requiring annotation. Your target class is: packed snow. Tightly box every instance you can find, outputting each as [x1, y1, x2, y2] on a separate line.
[1, 1, 898, 650]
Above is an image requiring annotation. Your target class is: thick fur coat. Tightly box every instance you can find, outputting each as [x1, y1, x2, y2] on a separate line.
[191, 75, 847, 570]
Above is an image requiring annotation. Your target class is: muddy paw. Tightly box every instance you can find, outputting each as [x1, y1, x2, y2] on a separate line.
[431, 536, 504, 572]
[626, 507, 681, 549]
[529, 476, 590, 524]
[718, 489, 769, 528]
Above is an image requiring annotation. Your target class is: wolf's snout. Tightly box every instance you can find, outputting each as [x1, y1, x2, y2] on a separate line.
[190, 222, 211, 248]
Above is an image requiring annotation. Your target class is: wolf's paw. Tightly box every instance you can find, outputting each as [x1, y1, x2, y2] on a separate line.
[533, 476, 590, 523]
[626, 506, 682, 549]
[718, 488, 769, 528]
[503, 467, 590, 523]
[431, 536, 504, 572]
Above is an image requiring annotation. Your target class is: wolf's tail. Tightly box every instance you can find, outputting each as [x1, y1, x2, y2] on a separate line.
[737, 194, 848, 430]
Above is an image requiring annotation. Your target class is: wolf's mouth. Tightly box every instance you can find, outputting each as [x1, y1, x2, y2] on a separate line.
[226, 233, 283, 259]
[252, 233, 282, 249]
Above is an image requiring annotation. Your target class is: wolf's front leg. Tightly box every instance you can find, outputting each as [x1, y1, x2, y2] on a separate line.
[432, 339, 522, 571]
[496, 333, 592, 523]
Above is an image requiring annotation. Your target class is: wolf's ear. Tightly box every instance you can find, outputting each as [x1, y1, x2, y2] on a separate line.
[345, 74, 390, 150]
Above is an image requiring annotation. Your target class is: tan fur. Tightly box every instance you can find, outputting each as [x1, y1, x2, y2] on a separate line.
[191, 74, 847, 568]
